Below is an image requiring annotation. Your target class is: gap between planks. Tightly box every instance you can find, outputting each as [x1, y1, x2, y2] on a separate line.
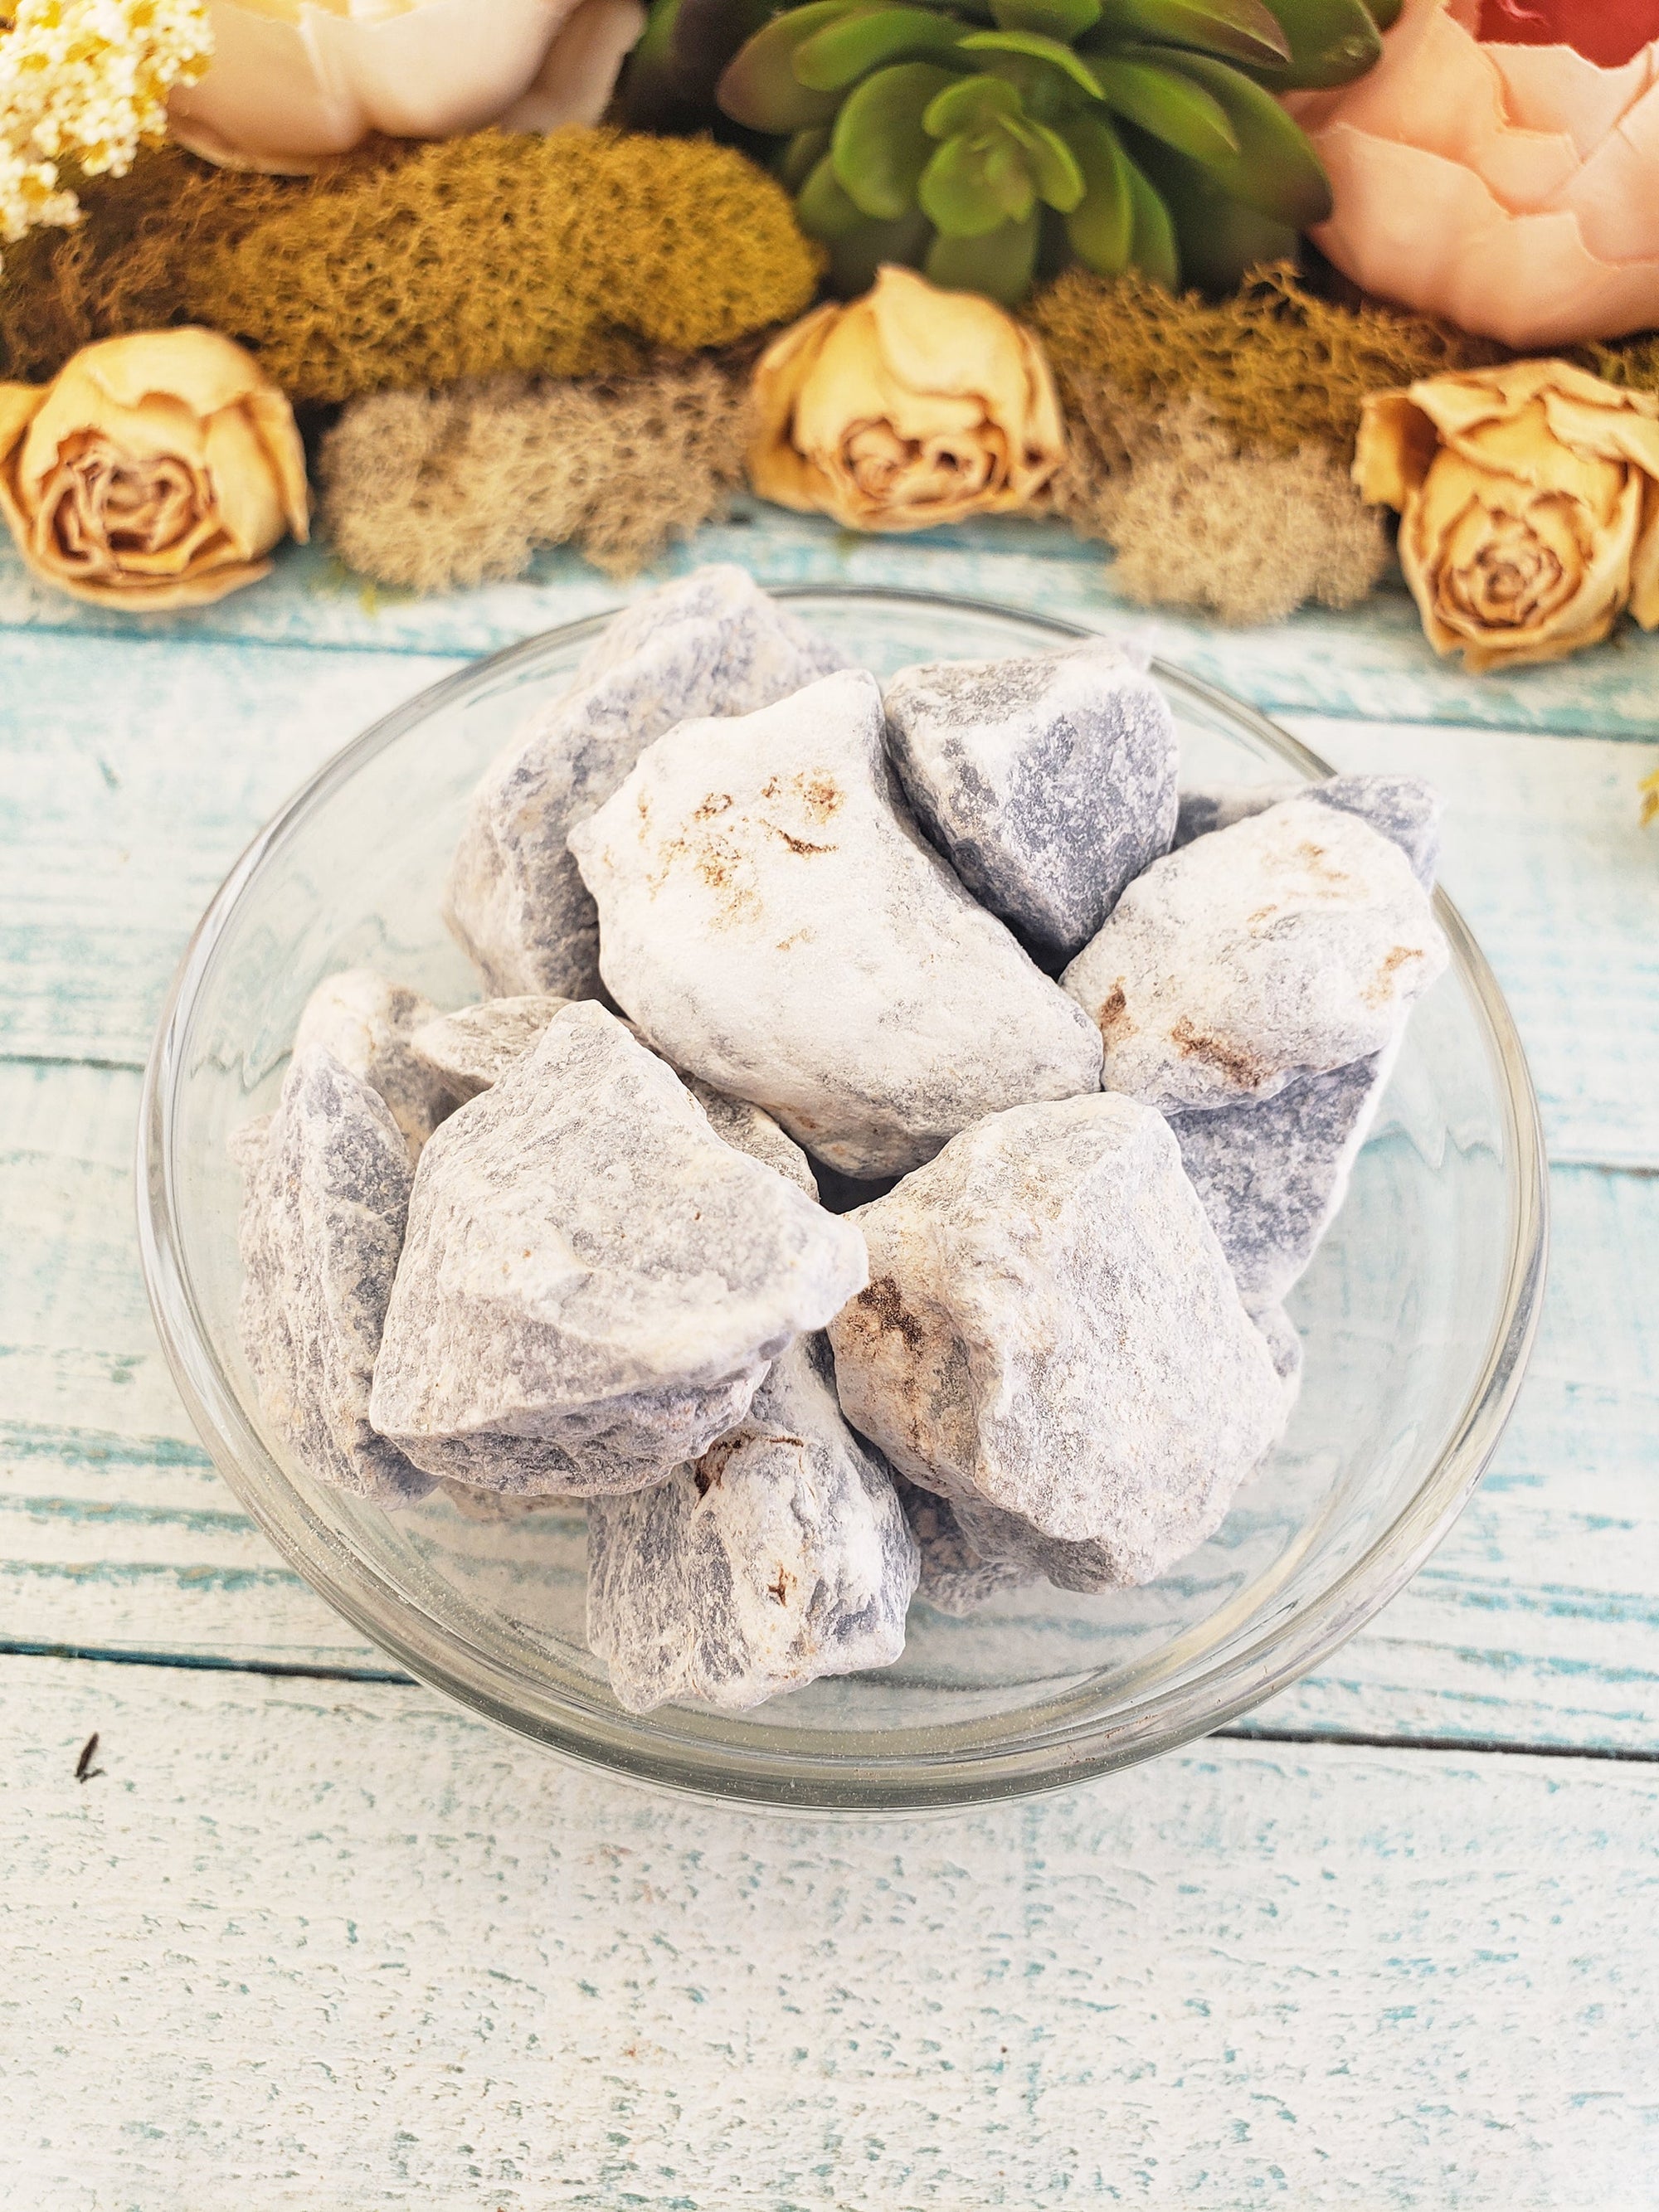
[4, 1638, 1656, 1768]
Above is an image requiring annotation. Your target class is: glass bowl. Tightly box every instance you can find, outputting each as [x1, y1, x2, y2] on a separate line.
[138, 588, 1547, 1811]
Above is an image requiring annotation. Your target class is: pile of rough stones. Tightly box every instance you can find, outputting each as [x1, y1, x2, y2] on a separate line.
[237, 568, 1449, 1714]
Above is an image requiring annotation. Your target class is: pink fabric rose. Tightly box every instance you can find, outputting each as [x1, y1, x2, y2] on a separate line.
[1289, 0, 1659, 346]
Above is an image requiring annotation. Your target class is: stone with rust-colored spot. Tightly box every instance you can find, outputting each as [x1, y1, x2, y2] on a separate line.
[1175, 774, 1442, 892]
[1168, 1048, 1394, 1307]
[368, 1002, 867, 1497]
[1063, 795, 1447, 1115]
[882, 642, 1178, 960]
[445, 568, 845, 1000]
[568, 668, 1103, 1178]
[294, 968, 461, 1158]
[238, 1046, 432, 1507]
[827, 1092, 1285, 1579]
[585, 1334, 917, 1713]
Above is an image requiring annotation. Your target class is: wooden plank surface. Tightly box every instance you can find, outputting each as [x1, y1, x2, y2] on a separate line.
[2, 1655, 1653, 2211]
[7, 515, 1659, 740]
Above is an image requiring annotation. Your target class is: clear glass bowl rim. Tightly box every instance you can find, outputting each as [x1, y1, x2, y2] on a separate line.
[137, 586, 1550, 1811]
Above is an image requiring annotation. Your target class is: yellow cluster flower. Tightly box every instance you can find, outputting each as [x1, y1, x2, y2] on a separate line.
[1, 0, 211, 263]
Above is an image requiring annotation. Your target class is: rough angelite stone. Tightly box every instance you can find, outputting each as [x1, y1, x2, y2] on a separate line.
[293, 969, 459, 1156]
[585, 1334, 918, 1713]
[893, 1475, 1037, 1618]
[883, 642, 1178, 960]
[1167, 1048, 1391, 1306]
[410, 994, 571, 1100]
[568, 668, 1104, 1178]
[369, 1002, 868, 1495]
[238, 1046, 431, 1505]
[827, 1092, 1286, 1581]
[685, 1078, 818, 1198]
[445, 567, 844, 999]
[1175, 775, 1442, 891]
[1063, 795, 1448, 1115]
[411, 993, 816, 1194]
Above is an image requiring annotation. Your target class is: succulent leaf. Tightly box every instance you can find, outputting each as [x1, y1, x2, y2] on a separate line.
[1062, 112, 1135, 274]
[1086, 0, 1287, 66]
[1243, 0, 1381, 87]
[924, 72, 1024, 132]
[834, 61, 964, 216]
[989, 0, 1103, 36]
[919, 131, 1019, 233]
[827, 207, 936, 292]
[1361, 0, 1402, 24]
[1148, 46, 1331, 222]
[718, 2, 862, 128]
[1123, 147, 1180, 286]
[794, 6, 970, 89]
[959, 27, 1107, 94]
[925, 209, 1041, 302]
[798, 150, 875, 236]
[1091, 55, 1241, 161]
[780, 124, 834, 187]
[1009, 115, 1087, 209]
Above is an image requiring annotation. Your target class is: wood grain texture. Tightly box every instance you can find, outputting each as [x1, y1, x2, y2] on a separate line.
[2, 1655, 1654, 2212]
[7, 511, 1659, 737]
[2, 1059, 1652, 1750]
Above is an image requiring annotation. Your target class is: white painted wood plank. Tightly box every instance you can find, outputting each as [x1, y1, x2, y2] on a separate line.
[2, 1060, 1652, 1750]
[0, 632, 454, 1066]
[1287, 716, 1659, 1171]
[1, 1655, 1653, 2210]
[7, 513, 1659, 740]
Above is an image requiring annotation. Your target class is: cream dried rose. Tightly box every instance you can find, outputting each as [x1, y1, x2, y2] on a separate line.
[749, 265, 1063, 534]
[1355, 358, 1659, 671]
[0, 328, 309, 610]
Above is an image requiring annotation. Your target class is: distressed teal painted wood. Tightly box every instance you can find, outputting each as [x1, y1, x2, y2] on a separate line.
[6, 510, 1659, 738]
[4, 1655, 1656, 2210]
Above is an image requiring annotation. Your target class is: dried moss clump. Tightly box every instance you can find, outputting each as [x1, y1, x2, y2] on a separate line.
[1027, 264, 1505, 464]
[319, 359, 752, 590]
[0, 132, 821, 401]
[0, 148, 299, 382]
[189, 129, 824, 405]
[1053, 394, 1390, 628]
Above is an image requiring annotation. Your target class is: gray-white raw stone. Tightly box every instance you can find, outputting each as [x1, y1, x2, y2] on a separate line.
[1167, 1048, 1391, 1305]
[1251, 1300, 1304, 1404]
[410, 993, 816, 1194]
[827, 1092, 1286, 1580]
[409, 994, 571, 1100]
[568, 668, 1103, 1177]
[1063, 795, 1447, 1114]
[894, 1475, 1038, 1618]
[883, 642, 1178, 959]
[238, 1046, 432, 1505]
[294, 969, 460, 1156]
[685, 1079, 818, 1197]
[585, 1334, 917, 1713]
[445, 567, 845, 999]
[1175, 775, 1442, 891]
[368, 1002, 868, 1495]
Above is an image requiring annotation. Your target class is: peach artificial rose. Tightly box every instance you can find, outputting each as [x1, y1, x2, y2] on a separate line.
[1287, 0, 1659, 347]
[750, 265, 1064, 533]
[1355, 359, 1659, 671]
[168, 0, 645, 174]
[0, 328, 309, 610]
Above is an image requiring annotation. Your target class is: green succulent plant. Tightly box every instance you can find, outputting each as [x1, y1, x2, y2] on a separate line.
[701, 0, 1399, 304]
